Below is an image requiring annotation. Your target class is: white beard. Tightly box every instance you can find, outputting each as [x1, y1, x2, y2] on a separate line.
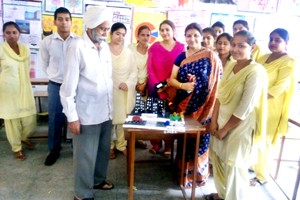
[91, 29, 107, 44]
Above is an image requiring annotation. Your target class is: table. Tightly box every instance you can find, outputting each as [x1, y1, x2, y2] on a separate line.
[30, 78, 49, 113]
[124, 116, 205, 200]
[30, 78, 49, 85]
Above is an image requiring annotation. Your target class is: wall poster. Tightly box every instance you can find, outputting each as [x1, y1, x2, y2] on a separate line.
[132, 10, 166, 44]
[168, 10, 210, 44]
[210, 13, 255, 34]
[44, 0, 64, 12]
[237, 0, 278, 13]
[44, 0, 83, 15]
[2, 0, 42, 49]
[42, 14, 83, 38]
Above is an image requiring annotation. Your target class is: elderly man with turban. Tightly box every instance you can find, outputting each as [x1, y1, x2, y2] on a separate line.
[60, 6, 114, 200]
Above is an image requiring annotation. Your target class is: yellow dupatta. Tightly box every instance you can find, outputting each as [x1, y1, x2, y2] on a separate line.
[218, 61, 268, 144]
[0, 42, 35, 119]
[258, 54, 296, 144]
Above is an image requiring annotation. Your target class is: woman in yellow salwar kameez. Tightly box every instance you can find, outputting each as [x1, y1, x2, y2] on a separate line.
[208, 31, 268, 200]
[251, 28, 296, 186]
[0, 22, 36, 161]
[109, 22, 137, 159]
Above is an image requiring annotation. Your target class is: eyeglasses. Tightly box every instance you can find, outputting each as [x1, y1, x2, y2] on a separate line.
[98, 26, 110, 32]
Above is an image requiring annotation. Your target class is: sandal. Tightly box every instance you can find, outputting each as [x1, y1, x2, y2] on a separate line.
[110, 149, 116, 159]
[204, 193, 224, 200]
[249, 177, 267, 186]
[149, 143, 162, 154]
[14, 150, 26, 161]
[93, 181, 114, 190]
[149, 148, 157, 154]
[21, 140, 35, 150]
[163, 151, 171, 158]
[135, 140, 147, 149]
[116, 148, 127, 156]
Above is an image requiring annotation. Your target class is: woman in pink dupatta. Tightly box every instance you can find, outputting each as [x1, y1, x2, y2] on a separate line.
[147, 20, 185, 156]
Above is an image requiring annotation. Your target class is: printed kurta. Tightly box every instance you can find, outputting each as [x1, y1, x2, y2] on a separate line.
[111, 47, 137, 124]
[258, 54, 296, 144]
[0, 42, 36, 119]
[128, 43, 148, 84]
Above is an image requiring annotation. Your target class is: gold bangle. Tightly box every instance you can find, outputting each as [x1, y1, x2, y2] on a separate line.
[179, 83, 183, 88]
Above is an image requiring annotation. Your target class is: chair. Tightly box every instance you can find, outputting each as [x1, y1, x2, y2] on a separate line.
[32, 90, 68, 141]
[34, 90, 48, 114]
[274, 118, 300, 200]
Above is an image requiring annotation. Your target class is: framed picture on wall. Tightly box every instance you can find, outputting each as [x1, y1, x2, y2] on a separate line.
[3, 0, 42, 49]
[168, 10, 210, 44]
[107, 5, 133, 45]
[44, 0, 64, 12]
[65, 0, 83, 15]
[44, 0, 83, 15]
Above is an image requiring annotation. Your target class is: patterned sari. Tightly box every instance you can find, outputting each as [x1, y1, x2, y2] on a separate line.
[174, 49, 222, 188]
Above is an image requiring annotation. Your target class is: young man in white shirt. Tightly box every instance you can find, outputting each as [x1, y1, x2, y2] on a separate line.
[60, 6, 114, 200]
[40, 7, 79, 166]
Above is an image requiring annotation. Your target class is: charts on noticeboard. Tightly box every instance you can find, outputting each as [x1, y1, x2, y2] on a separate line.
[210, 13, 256, 34]
[168, 10, 210, 44]
[2, 0, 42, 49]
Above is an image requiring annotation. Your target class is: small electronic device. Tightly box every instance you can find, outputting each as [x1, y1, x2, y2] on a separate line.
[155, 80, 167, 90]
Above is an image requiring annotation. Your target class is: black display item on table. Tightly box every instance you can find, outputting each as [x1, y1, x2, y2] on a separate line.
[131, 93, 168, 118]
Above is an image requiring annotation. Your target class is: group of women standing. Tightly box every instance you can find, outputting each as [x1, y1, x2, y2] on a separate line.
[108, 23, 153, 159]
[111, 19, 296, 200]
[0, 17, 297, 200]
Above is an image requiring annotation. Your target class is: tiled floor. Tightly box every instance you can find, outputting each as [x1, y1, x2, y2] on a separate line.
[0, 123, 298, 200]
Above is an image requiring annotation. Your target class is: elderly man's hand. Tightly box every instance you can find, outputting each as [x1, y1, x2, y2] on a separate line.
[68, 120, 80, 135]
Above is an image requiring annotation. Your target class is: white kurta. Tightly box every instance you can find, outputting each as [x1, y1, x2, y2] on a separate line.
[111, 47, 137, 124]
[211, 62, 266, 167]
[210, 61, 268, 200]
[60, 33, 113, 125]
[128, 43, 148, 84]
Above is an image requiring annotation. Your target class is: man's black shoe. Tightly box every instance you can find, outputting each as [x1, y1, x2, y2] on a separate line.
[44, 151, 60, 166]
